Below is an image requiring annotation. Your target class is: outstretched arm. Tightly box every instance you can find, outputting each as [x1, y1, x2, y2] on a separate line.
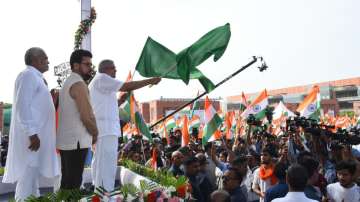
[120, 77, 161, 92]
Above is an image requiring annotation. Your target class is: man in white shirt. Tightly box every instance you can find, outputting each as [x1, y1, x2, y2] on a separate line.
[252, 147, 277, 202]
[204, 142, 218, 188]
[2, 47, 59, 201]
[89, 59, 160, 192]
[325, 160, 360, 202]
[273, 164, 317, 202]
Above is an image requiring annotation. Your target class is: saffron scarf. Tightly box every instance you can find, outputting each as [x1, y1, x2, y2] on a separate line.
[259, 164, 278, 185]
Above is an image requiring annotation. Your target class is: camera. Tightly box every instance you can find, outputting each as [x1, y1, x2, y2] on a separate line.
[285, 114, 360, 145]
[331, 128, 360, 146]
[252, 125, 275, 139]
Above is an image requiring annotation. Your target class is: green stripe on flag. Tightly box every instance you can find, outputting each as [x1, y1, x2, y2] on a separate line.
[202, 114, 222, 145]
[135, 112, 153, 143]
[254, 109, 267, 120]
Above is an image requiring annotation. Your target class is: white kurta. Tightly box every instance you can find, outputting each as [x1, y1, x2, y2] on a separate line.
[89, 73, 123, 191]
[88, 73, 123, 137]
[2, 66, 59, 183]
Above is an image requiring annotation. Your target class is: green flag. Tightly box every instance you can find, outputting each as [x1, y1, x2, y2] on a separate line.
[135, 23, 231, 92]
[135, 37, 179, 79]
[177, 23, 231, 84]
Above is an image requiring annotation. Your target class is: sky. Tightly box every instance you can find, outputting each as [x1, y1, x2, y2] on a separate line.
[0, 0, 359, 104]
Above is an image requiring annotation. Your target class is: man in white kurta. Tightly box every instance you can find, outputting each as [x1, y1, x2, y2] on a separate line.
[2, 47, 59, 201]
[89, 59, 160, 192]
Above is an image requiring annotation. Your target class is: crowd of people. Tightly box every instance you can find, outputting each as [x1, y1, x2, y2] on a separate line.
[2, 47, 360, 202]
[120, 119, 360, 202]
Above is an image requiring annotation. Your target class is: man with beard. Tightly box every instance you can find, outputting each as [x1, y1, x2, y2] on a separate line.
[264, 162, 288, 202]
[57, 49, 98, 189]
[252, 146, 278, 202]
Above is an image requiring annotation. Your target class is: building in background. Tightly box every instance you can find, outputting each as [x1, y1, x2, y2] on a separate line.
[139, 97, 222, 124]
[227, 77, 360, 116]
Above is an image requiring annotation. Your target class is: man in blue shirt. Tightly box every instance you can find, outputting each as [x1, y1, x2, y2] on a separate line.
[300, 158, 322, 201]
[223, 168, 247, 202]
[264, 162, 288, 202]
[169, 151, 184, 177]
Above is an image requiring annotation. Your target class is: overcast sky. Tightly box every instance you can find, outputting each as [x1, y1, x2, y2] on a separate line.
[0, 0, 359, 103]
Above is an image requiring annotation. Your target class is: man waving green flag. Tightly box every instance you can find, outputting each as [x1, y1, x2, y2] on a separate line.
[135, 23, 231, 92]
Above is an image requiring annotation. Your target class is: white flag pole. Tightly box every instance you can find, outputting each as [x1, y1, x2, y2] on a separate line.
[81, 0, 92, 51]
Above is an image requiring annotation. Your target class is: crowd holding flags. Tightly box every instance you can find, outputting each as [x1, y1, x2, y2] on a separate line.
[113, 24, 360, 173]
[119, 84, 360, 151]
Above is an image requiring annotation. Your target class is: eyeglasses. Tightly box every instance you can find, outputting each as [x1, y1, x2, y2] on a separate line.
[81, 62, 93, 67]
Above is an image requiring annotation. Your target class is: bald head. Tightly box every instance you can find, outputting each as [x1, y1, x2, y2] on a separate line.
[171, 150, 184, 166]
[210, 190, 231, 202]
[24, 47, 45, 66]
[98, 59, 117, 78]
[172, 151, 183, 158]
[24, 47, 49, 73]
[98, 59, 114, 73]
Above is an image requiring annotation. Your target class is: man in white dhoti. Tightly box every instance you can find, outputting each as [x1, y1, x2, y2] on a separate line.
[2, 47, 59, 201]
[89, 59, 160, 192]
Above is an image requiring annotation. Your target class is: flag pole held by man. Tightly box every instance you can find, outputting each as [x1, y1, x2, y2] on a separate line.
[88, 59, 161, 192]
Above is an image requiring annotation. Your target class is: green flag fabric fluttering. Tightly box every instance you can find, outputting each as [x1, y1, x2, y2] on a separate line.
[135, 23, 231, 92]
[135, 37, 179, 79]
[176, 23, 231, 84]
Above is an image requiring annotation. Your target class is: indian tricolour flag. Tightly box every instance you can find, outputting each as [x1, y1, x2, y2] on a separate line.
[176, 117, 184, 129]
[272, 101, 294, 136]
[225, 111, 236, 140]
[297, 85, 321, 120]
[190, 91, 200, 119]
[181, 115, 190, 146]
[127, 93, 153, 142]
[241, 89, 268, 119]
[122, 123, 133, 142]
[159, 122, 169, 144]
[165, 116, 176, 131]
[273, 101, 294, 120]
[189, 115, 201, 134]
[119, 89, 136, 122]
[180, 104, 192, 116]
[217, 108, 225, 121]
[202, 96, 223, 145]
[240, 91, 248, 112]
[119, 70, 132, 98]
